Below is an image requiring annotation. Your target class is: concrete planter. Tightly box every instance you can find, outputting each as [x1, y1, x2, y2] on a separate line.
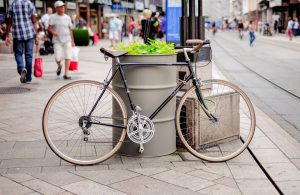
[112, 54, 177, 157]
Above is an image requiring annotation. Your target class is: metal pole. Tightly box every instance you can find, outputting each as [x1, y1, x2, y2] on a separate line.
[197, 0, 204, 39]
[181, 0, 188, 45]
[189, 0, 196, 39]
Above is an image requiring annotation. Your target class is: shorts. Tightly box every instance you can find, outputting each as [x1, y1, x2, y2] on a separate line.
[109, 31, 119, 40]
[54, 42, 72, 61]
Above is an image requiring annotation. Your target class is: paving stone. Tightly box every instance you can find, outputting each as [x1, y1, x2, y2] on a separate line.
[62, 179, 126, 195]
[72, 169, 140, 185]
[187, 169, 224, 181]
[121, 154, 182, 164]
[75, 164, 109, 171]
[198, 184, 241, 195]
[0, 157, 60, 168]
[249, 136, 277, 149]
[0, 123, 9, 128]
[0, 132, 41, 142]
[255, 108, 300, 158]
[214, 177, 238, 188]
[277, 180, 300, 195]
[5, 141, 47, 159]
[178, 152, 202, 161]
[152, 170, 215, 191]
[0, 141, 15, 159]
[236, 179, 278, 195]
[30, 172, 85, 187]
[129, 167, 168, 176]
[0, 129, 10, 136]
[263, 163, 300, 181]
[252, 148, 290, 164]
[42, 165, 75, 173]
[22, 179, 65, 194]
[141, 162, 175, 168]
[2, 173, 35, 183]
[109, 163, 142, 170]
[228, 164, 266, 179]
[110, 175, 200, 195]
[7, 167, 42, 174]
[226, 150, 257, 165]
[197, 164, 233, 178]
[291, 158, 300, 170]
[172, 161, 205, 168]
[170, 166, 196, 173]
[0, 176, 34, 194]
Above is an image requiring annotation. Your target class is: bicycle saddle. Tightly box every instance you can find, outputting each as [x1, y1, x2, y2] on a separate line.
[100, 48, 128, 58]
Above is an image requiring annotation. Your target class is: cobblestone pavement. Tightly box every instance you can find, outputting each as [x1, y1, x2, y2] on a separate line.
[0, 39, 299, 194]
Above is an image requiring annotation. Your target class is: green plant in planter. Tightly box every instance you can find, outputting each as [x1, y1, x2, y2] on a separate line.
[114, 40, 176, 55]
[72, 29, 89, 46]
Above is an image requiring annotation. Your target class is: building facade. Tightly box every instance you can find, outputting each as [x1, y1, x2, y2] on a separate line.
[203, 0, 231, 22]
[230, 0, 243, 21]
[0, 0, 163, 38]
[242, 0, 300, 33]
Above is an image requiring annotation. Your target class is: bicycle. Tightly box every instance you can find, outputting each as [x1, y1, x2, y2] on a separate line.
[42, 39, 256, 165]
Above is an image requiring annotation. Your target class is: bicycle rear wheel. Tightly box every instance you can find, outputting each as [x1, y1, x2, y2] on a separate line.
[176, 79, 255, 162]
[43, 80, 127, 165]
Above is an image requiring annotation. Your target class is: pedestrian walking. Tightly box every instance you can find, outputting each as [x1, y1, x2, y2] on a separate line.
[108, 15, 119, 47]
[237, 20, 244, 40]
[274, 20, 278, 34]
[158, 11, 166, 38]
[292, 18, 299, 37]
[116, 16, 123, 43]
[128, 16, 137, 42]
[47, 0, 75, 80]
[40, 7, 52, 31]
[287, 17, 294, 40]
[211, 22, 217, 36]
[140, 9, 153, 44]
[5, 0, 38, 83]
[249, 20, 255, 47]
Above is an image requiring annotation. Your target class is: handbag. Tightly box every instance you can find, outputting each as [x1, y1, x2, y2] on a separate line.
[34, 47, 43, 77]
[69, 47, 80, 71]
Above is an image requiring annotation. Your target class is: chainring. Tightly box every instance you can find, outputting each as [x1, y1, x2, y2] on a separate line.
[127, 115, 155, 144]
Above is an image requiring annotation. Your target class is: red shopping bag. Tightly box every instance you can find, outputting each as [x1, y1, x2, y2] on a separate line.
[69, 61, 78, 71]
[93, 34, 99, 44]
[34, 48, 43, 77]
[69, 47, 79, 71]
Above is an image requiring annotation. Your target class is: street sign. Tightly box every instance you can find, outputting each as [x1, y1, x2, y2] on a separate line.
[166, 0, 181, 44]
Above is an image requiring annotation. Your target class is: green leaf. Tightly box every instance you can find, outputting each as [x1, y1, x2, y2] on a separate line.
[113, 40, 176, 55]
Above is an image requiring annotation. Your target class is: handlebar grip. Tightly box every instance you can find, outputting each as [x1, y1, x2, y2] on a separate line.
[186, 39, 203, 44]
[203, 40, 210, 45]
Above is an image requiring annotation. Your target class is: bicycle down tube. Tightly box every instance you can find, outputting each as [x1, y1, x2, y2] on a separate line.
[87, 57, 216, 128]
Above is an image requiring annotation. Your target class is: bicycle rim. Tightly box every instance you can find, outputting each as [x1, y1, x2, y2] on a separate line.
[43, 80, 127, 165]
[176, 79, 256, 162]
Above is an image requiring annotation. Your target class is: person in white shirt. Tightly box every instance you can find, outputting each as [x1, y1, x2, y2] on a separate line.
[287, 17, 294, 40]
[40, 7, 52, 30]
[293, 17, 299, 37]
[116, 16, 123, 43]
[48, 1, 75, 80]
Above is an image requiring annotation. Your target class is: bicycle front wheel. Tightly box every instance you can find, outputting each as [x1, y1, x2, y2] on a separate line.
[43, 80, 127, 165]
[176, 79, 255, 162]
